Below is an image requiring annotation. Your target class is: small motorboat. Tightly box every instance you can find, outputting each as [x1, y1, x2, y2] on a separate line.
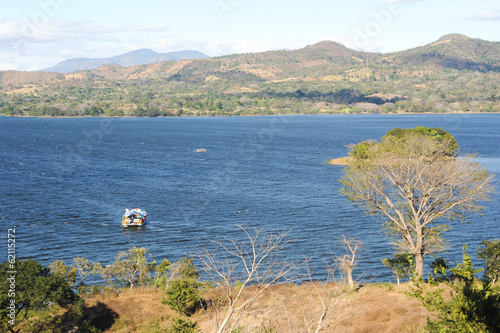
[122, 208, 147, 227]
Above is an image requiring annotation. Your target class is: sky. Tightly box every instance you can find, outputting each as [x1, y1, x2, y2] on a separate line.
[1, 0, 499, 71]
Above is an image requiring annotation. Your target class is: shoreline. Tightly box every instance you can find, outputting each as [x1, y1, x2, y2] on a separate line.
[2, 111, 500, 119]
[328, 156, 351, 165]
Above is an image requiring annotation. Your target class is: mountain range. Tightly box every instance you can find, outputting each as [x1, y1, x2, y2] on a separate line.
[1, 34, 499, 117]
[41, 49, 209, 73]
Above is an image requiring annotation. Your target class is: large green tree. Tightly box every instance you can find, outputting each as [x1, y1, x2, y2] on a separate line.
[340, 127, 494, 276]
[0, 259, 78, 333]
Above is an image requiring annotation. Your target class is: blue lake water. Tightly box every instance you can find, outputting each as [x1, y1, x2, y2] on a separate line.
[1, 114, 499, 281]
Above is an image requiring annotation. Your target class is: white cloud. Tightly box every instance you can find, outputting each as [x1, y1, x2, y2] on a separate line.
[0, 22, 287, 71]
[463, 8, 500, 21]
[0, 19, 169, 44]
[0, 19, 174, 70]
[143, 38, 282, 57]
[203, 39, 281, 56]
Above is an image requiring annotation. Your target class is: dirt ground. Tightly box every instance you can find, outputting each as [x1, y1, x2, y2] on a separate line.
[83, 282, 430, 332]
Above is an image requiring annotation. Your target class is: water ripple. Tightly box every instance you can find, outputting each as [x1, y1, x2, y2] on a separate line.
[1, 115, 499, 281]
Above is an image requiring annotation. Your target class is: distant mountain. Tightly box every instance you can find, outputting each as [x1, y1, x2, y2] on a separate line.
[41, 49, 210, 73]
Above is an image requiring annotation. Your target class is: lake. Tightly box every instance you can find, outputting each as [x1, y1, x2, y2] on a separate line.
[1, 114, 499, 281]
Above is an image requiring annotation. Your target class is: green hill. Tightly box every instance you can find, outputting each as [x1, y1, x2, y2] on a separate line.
[381, 34, 500, 71]
[1, 34, 499, 117]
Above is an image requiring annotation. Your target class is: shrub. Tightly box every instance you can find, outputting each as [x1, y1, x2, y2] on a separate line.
[430, 256, 449, 280]
[382, 253, 412, 284]
[477, 239, 500, 284]
[162, 279, 201, 316]
[167, 317, 200, 333]
[410, 245, 500, 332]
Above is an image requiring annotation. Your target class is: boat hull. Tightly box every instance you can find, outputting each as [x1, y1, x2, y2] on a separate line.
[122, 216, 147, 227]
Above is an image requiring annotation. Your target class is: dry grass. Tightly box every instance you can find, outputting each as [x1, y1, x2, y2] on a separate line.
[85, 287, 174, 332]
[81, 283, 430, 332]
[0, 70, 61, 88]
[223, 86, 258, 94]
[233, 64, 278, 79]
[5, 86, 39, 95]
[328, 157, 351, 165]
[336, 284, 428, 333]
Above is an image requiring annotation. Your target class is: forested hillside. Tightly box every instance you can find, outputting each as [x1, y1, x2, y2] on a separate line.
[1, 34, 499, 117]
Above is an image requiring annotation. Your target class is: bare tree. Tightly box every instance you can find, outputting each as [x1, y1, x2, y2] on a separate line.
[341, 130, 494, 276]
[302, 260, 355, 333]
[335, 236, 363, 288]
[194, 226, 296, 333]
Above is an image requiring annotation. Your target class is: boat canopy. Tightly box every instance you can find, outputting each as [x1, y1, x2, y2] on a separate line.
[123, 208, 147, 218]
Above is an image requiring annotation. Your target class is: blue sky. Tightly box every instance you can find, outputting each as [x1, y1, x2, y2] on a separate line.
[1, 0, 499, 71]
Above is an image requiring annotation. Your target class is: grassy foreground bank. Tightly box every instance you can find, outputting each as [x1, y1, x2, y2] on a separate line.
[82, 282, 429, 333]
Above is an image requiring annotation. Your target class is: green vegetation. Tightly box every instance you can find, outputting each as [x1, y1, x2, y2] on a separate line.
[2, 240, 499, 332]
[0, 259, 84, 333]
[72, 256, 103, 294]
[383, 127, 459, 156]
[167, 316, 200, 333]
[1, 35, 499, 117]
[409, 246, 500, 332]
[102, 246, 156, 289]
[477, 239, 500, 284]
[163, 279, 202, 316]
[382, 253, 413, 284]
[430, 257, 449, 281]
[162, 257, 203, 317]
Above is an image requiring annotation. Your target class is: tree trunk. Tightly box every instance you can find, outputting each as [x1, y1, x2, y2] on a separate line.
[217, 306, 234, 333]
[414, 228, 425, 277]
[347, 269, 354, 288]
[314, 313, 326, 333]
[414, 253, 424, 277]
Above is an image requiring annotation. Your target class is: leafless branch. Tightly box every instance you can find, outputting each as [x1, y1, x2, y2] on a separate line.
[194, 225, 297, 333]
